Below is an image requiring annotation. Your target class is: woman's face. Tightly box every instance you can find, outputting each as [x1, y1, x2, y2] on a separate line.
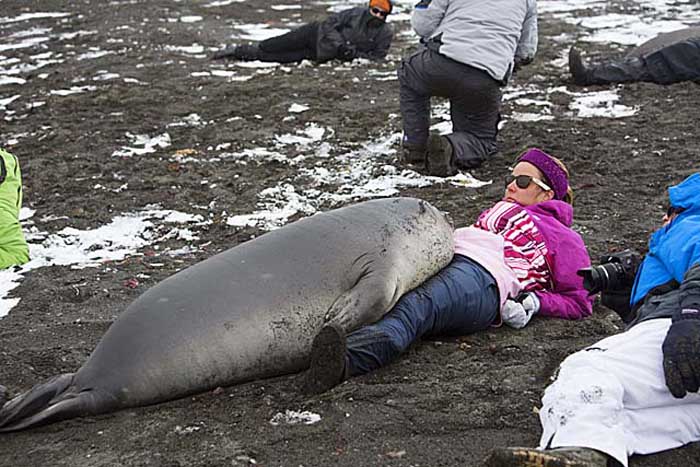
[503, 161, 555, 206]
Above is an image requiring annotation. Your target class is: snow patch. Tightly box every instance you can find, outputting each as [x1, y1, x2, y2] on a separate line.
[269, 410, 321, 426]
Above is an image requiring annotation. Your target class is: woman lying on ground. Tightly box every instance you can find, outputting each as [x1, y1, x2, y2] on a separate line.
[304, 148, 594, 394]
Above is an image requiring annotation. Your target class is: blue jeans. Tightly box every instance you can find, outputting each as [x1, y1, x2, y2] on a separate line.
[346, 255, 499, 376]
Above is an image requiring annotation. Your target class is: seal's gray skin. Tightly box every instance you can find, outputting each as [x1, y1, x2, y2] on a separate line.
[0, 197, 454, 432]
[626, 26, 700, 58]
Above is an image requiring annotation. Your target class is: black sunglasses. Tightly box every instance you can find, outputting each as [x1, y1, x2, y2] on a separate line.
[370, 7, 389, 17]
[505, 174, 551, 191]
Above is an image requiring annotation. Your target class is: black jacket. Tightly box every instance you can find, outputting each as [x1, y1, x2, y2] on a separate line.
[315, 7, 393, 62]
[625, 262, 700, 328]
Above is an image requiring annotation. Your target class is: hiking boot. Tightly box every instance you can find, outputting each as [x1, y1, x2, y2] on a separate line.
[212, 45, 237, 60]
[235, 44, 261, 60]
[400, 146, 426, 165]
[212, 44, 260, 60]
[426, 133, 457, 177]
[483, 446, 610, 467]
[303, 324, 348, 395]
[568, 47, 591, 86]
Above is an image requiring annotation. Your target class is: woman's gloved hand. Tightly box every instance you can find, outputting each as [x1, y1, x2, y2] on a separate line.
[338, 43, 357, 61]
[501, 292, 540, 329]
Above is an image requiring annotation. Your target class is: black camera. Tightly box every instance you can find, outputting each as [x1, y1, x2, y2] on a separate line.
[577, 249, 642, 294]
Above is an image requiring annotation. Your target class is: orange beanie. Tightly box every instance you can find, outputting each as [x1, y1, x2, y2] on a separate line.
[369, 0, 393, 14]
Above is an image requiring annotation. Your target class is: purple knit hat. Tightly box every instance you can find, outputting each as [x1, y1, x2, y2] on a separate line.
[517, 148, 568, 200]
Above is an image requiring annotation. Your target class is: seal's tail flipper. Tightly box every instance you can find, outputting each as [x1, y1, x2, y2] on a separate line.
[0, 373, 102, 432]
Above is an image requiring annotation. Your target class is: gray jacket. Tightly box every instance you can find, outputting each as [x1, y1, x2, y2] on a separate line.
[411, 0, 537, 82]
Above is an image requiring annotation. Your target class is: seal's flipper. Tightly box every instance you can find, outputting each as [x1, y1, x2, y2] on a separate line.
[325, 271, 400, 331]
[0, 373, 109, 432]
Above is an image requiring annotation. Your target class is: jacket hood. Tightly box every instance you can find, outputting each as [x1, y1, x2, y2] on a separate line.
[525, 200, 573, 227]
[668, 172, 700, 212]
[630, 172, 700, 305]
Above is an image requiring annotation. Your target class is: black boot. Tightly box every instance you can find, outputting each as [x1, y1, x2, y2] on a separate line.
[568, 47, 591, 85]
[303, 324, 348, 395]
[212, 44, 261, 61]
[484, 446, 611, 467]
[426, 133, 457, 177]
[399, 145, 426, 165]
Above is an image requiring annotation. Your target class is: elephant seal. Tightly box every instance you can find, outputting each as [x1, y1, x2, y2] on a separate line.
[626, 26, 700, 58]
[0, 197, 454, 432]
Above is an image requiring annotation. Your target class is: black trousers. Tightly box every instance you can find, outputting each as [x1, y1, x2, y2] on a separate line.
[258, 23, 319, 63]
[588, 39, 700, 85]
[398, 47, 501, 168]
[642, 38, 700, 84]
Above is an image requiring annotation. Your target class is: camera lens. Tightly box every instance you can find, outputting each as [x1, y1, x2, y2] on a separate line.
[580, 262, 625, 294]
[577, 249, 642, 295]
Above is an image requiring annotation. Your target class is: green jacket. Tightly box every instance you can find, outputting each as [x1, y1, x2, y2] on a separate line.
[0, 149, 29, 269]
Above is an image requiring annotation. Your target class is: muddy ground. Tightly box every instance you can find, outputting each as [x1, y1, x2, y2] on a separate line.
[1, 0, 699, 466]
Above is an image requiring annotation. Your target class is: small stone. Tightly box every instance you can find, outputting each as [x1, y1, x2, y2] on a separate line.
[385, 450, 406, 459]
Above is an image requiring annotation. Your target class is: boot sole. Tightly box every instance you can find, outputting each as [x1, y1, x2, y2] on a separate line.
[485, 448, 606, 467]
[426, 134, 456, 177]
[401, 151, 426, 164]
[303, 324, 346, 395]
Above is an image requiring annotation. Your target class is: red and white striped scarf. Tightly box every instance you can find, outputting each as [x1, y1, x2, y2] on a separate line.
[474, 201, 551, 291]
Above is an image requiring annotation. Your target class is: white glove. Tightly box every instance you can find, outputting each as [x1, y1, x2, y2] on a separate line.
[501, 293, 541, 329]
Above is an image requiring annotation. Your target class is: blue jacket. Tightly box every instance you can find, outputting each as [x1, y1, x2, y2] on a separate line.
[630, 173, 700, 306]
